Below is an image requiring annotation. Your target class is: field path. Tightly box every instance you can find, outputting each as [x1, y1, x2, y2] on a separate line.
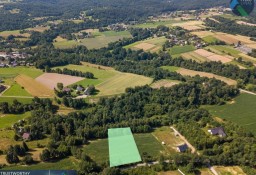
[170, 126, 197, 154]
[240, 89, 256, 96]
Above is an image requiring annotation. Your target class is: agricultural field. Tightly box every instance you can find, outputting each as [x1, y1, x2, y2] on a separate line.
[124, 36, 167, 53]
[206, 45, 256, 64]
[162, 66, 237, 86]
[151, 79, 181, 89]
[96, 73, 153, 96]
[206, 93, 256, 134]
[214, 166, 246, 175]
[172, 20, 205, 31]
[2, 83, 32, 97]
[83, 133, 165, 164]
[194, 49, 233, 63]
[16, 75, 54, 97]
[169, 45, 195, 56]
[134, 19, 183, 28]
[35, 73, 84, 90]
[0, 112, 30, 129]
[54, 30, 132, 49]
[202, 35, 219, 44]
[181, 51, 209, 62]
[0, 97, 33, 104]
[56, 63, 153, 97]
[0, 30, 30, 38]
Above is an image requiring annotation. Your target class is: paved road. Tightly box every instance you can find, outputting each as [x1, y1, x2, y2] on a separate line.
[240, 89, 256, 95]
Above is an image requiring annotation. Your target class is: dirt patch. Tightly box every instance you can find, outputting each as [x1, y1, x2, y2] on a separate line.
[237, 21, 256, 27]
[151, 80, 179, 89]
[214, 166, 246, 175]
[15, 75, 54, 97]
[134, 43, 156, 51]
[36, 73, 84, 90]
[177, 68, 237, 86]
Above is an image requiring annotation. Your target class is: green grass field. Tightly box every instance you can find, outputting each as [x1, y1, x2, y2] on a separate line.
[3, 157, 79, 170]
[161, 66, 180, 72]
[205, 93, 256, 134]
[54, 31, 132, 49]
[3, 83, 32, 96]
[202, 36, 219, 44]
[0, 97, 33, 104]
[83, 133, 165, 164]
[0, 112, 30, 129]
[0, 67, 43, 79]
[169, 45, 195, 55]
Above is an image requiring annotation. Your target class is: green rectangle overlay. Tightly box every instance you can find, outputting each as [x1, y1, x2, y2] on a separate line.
[108, 127, 141, 167]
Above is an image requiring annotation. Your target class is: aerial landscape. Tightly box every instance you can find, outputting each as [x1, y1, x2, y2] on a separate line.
[0, 0, 256, 175]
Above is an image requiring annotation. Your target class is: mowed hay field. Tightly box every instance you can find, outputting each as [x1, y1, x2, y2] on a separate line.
[124, 36, 167, 52]
[36, 73, 84, 90]
[151, 79, 180, 89]
[96, 73, 153, 96]
[162, 66, 237, 86]
[169, 45, 195, 56]
[15, 75, 54, 97]
[194, 49, 233, 63]
[214, 166, 246, 175]
[206, 93, 256, 134]
[172, 20, 204, 31]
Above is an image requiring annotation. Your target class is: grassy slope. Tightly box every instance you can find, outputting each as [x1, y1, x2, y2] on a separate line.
[161, 66, 180, 72]
[3, 83, 32, 96]
[205, 93, 256, 134]
[0, 67, 43, 79]
[0, 97, 33, 104]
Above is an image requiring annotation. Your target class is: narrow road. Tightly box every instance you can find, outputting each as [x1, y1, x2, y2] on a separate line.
[240, 89, 256, 96]
[170, 126, 197, 154]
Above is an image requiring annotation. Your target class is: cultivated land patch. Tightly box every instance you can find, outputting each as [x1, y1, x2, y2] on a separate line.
[181, 51, 209, 62]
[177, 68, 237, 86]
[0, 30, 30, 38]
[16, 75, 54, 97]
[191, 31, 215, 38]
[108, 128, 141, 167]
[151, 80, 180, 89]
[172, 21, 204, 31]
[169, 45, 195, 55]
[158, 171, 181, 175]
[2, 83, 32, 97]
[96, 73, 153, 96]
[214, 166, 246, 175]
[134, 43, 156, 51]
[194, 49, 233, 63]
[36, 73, 84, 90]
[0, 112, 30, 129]
[206, 93, 256, 134]
[124, 36, 167, 53]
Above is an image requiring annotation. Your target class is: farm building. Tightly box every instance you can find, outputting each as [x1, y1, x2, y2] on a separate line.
[177, 144, 188, 152]
[208, 127, 226, 137]
[22, 133, 31, 140]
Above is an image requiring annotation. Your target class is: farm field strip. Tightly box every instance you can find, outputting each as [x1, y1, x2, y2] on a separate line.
[15, 75, 54, 97]
[36, 73, 84, 90]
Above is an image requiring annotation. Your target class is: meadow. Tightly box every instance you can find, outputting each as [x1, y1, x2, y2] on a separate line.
[0, 112, 30, 129]
[55, 63, 153, 97]
[83, 133, 165, 164]
[54, 30, 132, 49]
[134, 19, 183, 28]
[206, 93, 256, 134]
[169, 45, 195, 56]
[2, 83, 32, 97]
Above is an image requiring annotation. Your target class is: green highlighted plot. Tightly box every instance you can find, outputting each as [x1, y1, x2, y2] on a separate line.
[108, 128, 141, 167]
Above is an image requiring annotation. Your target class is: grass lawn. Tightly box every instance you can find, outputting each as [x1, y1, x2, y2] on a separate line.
[3, 157, 79, 170]
[169, 45, 195, 55]
[0, 112, 30, 129]
[0, 67, 43, 79]
[0, 97, 33, 104]
[205, 93, 256, 134]
[3, 83, 32, 97]
[161, 66, 180, 72]
[83, 133, 165, 164]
